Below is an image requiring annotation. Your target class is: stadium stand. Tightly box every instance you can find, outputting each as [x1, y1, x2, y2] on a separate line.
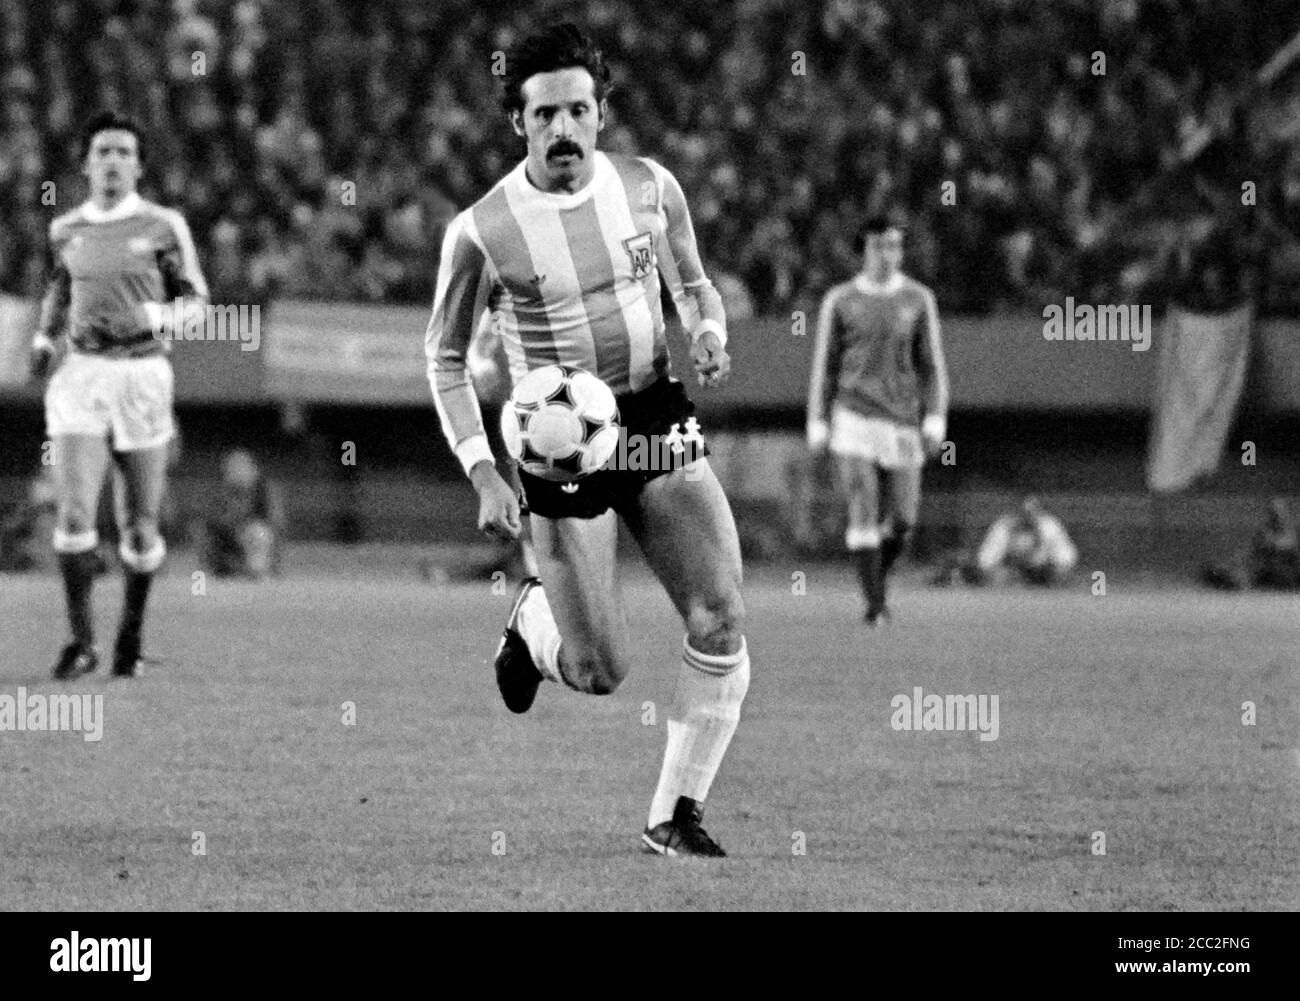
[2, 0, 1300, 314]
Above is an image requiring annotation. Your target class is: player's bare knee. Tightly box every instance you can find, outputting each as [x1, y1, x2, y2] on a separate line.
[685, 589, 744, 656]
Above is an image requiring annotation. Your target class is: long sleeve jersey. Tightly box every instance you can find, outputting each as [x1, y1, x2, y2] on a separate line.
[35, 191, 209, 358]
[808, 272, 948, 430]
[424, 152, 725, 475]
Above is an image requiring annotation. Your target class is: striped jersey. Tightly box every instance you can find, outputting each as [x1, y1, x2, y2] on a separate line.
[36, 192, 209, 358]
[808, 272, 949, 428]
[425, 151, 725, 475]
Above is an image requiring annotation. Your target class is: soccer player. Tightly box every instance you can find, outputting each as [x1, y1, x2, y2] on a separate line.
[29, 110, 208, 678]
[807, 217, 949, 624]
[425, 23, 749, 857]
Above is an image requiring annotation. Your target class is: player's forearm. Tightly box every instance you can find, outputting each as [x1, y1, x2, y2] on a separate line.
[657, 163, 727, 345]
[425, 214, 495, 475]
[159, 270, 208, 304]
[917, 332, 949, 418]
[807, 293, 842, 437]
[820, 359, 841, 424]
[34, 269, 71, 343]
[920, 368, 950, 421]
[679, 280, 726, 342]
[430, 366, 494, 477]
[806, 366, 838, 441]
[159, 211, 210, 302]
[142, 294, 210, 338]
[148, 233, 210, 337]
[918, 297, 950, 419]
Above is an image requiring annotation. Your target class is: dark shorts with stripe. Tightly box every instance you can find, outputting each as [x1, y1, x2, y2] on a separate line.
[518, 377, 709, 520]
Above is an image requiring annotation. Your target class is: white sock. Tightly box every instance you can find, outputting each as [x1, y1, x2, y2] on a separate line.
[647, 636, 750, 828]
[515, 583, 564, 684]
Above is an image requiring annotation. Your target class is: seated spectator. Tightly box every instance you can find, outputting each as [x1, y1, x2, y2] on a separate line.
[197, 448, 285, 578]
[933, 496, 1078, 586]
[1250, 498, 1300, 590]
[0, 465, 57, 572]
[1202, 497, 1300, 591]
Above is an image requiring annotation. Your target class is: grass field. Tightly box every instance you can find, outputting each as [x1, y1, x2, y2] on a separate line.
[1, 550, 1297, 911]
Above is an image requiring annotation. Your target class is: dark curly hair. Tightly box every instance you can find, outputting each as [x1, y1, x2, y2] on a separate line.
[79, 109, 147, 165]
[853, 214, 907, 255]
[498, 22, 613, 117]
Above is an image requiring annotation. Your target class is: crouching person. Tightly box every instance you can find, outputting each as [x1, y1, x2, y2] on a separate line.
[968, 496, 1077, 586]
[200, 448, 284, 578]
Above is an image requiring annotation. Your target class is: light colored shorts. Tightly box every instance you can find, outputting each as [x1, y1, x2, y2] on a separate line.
[45, 352, 175, 451]
[829, 405, 923, 469]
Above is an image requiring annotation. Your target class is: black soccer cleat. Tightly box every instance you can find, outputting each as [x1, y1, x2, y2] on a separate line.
[494, 576, 545, 714]
[112, 633, 144, 678]
[52, 642, 98, 681]
[865, 604, 891, 628]
[641, 796, 727, 858]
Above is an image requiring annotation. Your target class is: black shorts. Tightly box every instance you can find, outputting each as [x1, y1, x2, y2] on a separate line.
[518, 377, 709, 520]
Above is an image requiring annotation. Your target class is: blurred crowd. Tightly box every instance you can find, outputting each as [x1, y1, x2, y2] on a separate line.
[3, 0, 1300, 315]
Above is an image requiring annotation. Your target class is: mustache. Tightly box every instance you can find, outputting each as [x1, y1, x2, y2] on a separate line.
[547, 142, 583, 159]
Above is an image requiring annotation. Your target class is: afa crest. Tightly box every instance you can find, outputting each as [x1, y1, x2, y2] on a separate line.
[622, 232, 654, 280]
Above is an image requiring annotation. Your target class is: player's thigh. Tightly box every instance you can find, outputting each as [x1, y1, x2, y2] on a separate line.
[833, 454, 880, 524]
[529, 508, 631, 670]
[881, 465, 922, 524]
[112, 356, 175, 454]
[52, 434, 112, 528]
[623, 459, 743, 654]
[113, 445, 170, 526]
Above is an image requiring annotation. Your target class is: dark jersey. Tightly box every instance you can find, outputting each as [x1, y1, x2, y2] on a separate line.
[35, 193, 209, 358]
[808, 273, 948, 428]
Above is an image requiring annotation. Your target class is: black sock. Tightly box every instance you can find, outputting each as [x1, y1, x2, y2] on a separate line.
[855, 546, 884, 611]
[118, 569, 154, 649]
[882, 526, 911, 576]
[58, 551, 97, 648]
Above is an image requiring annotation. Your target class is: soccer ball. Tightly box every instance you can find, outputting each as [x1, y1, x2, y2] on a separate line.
[501, 364, 620, 481]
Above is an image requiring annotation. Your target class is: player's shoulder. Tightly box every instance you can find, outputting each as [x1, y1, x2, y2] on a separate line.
[48, 205, 87, 242]
[463, 169, 510, 216]
[133, 199, 196, 244]
[138, 198, 189, 228]
[606, 153, 678, 203]
[606, 151, 667, 181]
[443, 202, 491, 262]
[457, 166, 524, 248]
[821, 279, 859, 308]
[901, 274, 938, 304]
